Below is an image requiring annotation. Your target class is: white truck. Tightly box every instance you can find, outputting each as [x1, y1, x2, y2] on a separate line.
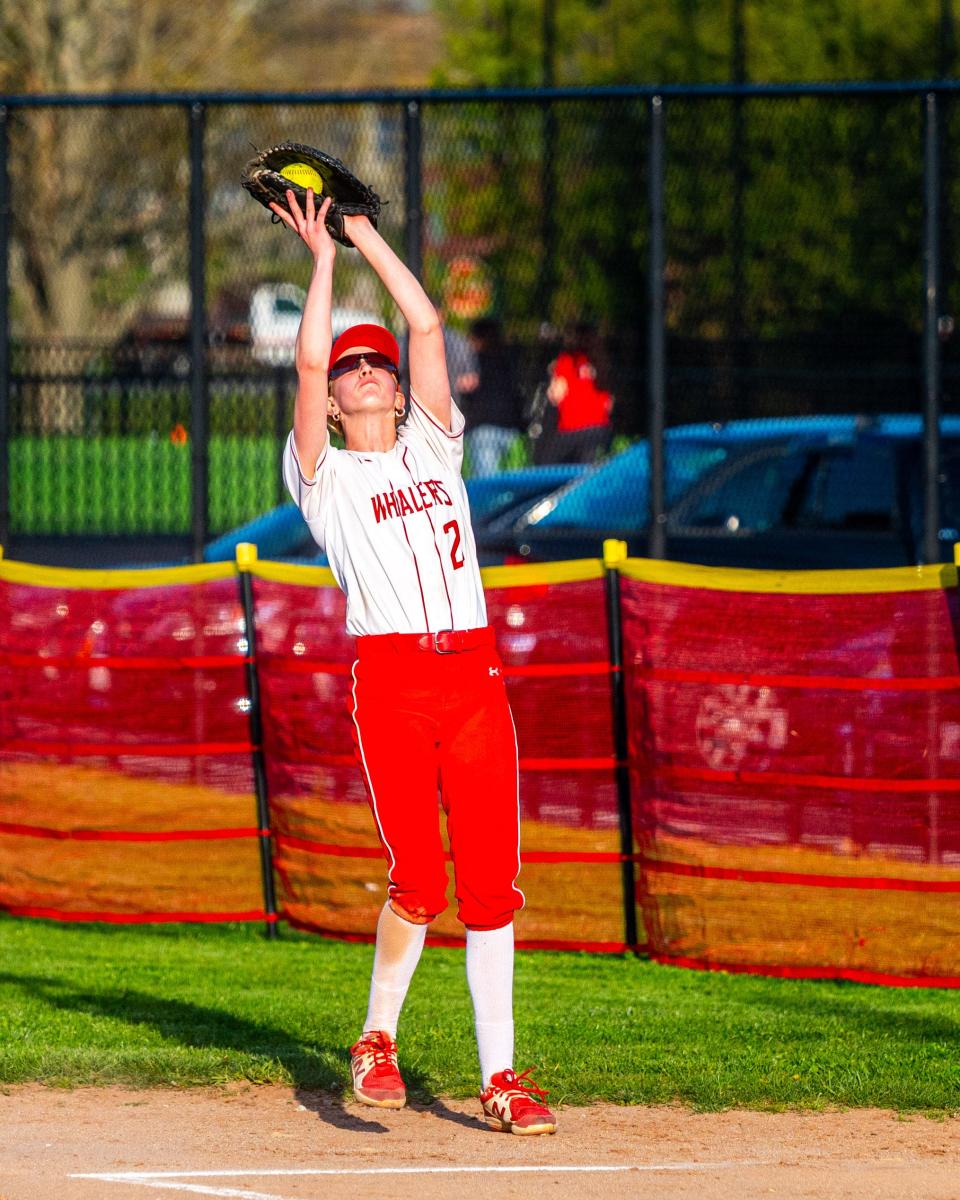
[249, 283, 382, 366]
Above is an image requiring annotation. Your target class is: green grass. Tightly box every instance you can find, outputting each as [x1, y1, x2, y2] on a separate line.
[0, 917, 958, 1111]
[9, 434, 534, 537]
[9, 436, 284, 535]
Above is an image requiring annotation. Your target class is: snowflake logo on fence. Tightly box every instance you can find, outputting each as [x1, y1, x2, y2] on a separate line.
[695, 685, 788, 771]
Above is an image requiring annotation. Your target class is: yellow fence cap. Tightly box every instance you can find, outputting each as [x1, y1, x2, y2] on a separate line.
[602, 538, 628, 568]
[235, 543, 259, 570]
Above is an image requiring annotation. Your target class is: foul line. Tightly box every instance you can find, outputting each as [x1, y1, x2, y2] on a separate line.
[72, 1160, 760, 1198]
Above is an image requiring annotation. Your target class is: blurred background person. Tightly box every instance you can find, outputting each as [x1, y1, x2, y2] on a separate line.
[461, 317, 527, 476]
[539, 321, 614, 464]
[442, 310, 480, 411]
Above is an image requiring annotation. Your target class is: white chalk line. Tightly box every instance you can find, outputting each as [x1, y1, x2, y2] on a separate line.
[74, 1183, 278, 1200]
[70, 1160, 766, 1199]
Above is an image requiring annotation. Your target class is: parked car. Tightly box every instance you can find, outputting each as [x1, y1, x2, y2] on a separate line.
[249, 283, 307, 366]
[251, 292, 382, 367]
[204, 463, 590, 566]
[102, 285, 382, 377]
[476, 415, 960, 569]
[104, 286, 252, 380]
[466, 464, 587, 523]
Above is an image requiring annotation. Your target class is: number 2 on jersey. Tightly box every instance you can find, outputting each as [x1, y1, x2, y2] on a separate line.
[443, 519, 465, 569]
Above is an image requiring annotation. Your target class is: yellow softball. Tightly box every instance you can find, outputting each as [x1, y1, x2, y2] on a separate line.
[280, 162, 323, 193]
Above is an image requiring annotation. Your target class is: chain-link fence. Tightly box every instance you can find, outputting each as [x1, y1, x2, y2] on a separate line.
[1, 83, 957, 566]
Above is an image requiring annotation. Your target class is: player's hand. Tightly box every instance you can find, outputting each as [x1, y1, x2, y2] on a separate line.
[269, 190, 336, 264]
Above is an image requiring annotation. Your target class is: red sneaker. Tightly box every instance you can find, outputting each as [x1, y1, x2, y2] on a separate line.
[480, 1067, 557, 1135]
[350, 1030, 406, 1109]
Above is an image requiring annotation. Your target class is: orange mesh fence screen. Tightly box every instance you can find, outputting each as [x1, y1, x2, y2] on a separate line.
[254, 566, 628, 950]
[620, 569, 960, 986]
[0, 569, 267, 924]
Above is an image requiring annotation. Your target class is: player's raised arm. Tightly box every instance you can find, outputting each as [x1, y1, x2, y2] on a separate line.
[342, 214, 452, 430]
[269, 189, 337, 478]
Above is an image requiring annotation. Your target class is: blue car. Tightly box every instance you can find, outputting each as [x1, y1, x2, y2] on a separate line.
[205, 462, 589, 566]
[477, 415, 960, 569]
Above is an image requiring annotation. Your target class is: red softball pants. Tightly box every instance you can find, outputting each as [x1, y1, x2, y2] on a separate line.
[349, 626, 524, 931]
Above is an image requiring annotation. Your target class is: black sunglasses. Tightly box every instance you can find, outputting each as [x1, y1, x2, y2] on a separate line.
[328, 351, 400, 381]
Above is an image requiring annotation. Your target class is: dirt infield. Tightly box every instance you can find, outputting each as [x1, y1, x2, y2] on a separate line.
[0, 1086, 957, 1200]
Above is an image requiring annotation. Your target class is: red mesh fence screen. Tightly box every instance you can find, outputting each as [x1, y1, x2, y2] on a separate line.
[256, 570, 626, 950]
[3, 558, 959, 985]
[0, 572, 266, 923]
[621, 574, 960, 985]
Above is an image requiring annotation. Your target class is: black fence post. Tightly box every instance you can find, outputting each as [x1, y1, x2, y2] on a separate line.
[403, 98, 423, 377]
[274, 365, 289, 509]
[404, 98, 423, 279]
[647, 95, 667, 560]
[539, 99, 558, 326]
[730, 0, 748, 420]
[539, 2, 558, 323]
[235, 542, 279, 939]
[603, 537, 639, 953]
[189, 101, 209, 563]
[922, 90, 942, 565]
[0, 105, 9, 551]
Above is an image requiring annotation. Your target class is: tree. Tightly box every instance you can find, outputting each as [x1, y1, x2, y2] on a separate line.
[0, 0, 264, 340]
[0, 1, 446, 341]
[431, 0, 942, 88]
[425, 1, 947, 426]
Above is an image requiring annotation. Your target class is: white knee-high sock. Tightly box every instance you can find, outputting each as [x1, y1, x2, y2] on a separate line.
[363, 903, 428, 1040]
[466, 923, 515, 1089]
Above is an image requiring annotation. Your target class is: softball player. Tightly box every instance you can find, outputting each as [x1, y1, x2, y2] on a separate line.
[272, 186, 556, 1136]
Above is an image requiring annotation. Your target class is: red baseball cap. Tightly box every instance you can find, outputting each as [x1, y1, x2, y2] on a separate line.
[328, 323, 400, 371]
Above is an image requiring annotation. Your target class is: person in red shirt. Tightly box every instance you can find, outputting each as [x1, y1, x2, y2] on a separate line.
[543, 322, 614, 464]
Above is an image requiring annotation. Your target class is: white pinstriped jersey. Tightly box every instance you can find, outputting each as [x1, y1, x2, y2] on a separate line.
[283, 392, 488, 637]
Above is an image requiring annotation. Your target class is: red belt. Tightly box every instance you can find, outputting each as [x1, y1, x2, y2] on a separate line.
[358, 626, 495, 655]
